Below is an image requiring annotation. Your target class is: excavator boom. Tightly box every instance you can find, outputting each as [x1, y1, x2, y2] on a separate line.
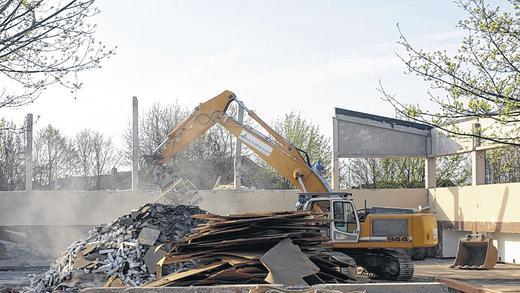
[144, 90, 330, 193]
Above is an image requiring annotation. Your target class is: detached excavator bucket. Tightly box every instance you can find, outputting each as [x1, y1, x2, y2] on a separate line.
[450, 234, 498, 269]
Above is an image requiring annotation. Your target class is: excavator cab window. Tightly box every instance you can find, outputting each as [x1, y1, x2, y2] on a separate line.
[309, 201, 331, 214]
[332, 201, 358, 234]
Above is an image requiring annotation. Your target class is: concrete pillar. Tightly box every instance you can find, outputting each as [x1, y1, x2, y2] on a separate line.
[132, 97, 139, 190]
[233, 106, 244, 189]
[332, 118, 340, 190]
[472, 150, 486, 186]
[471, 122, 485, 186]
[425, 157, 436, 188]
[25, 113, 33, 192]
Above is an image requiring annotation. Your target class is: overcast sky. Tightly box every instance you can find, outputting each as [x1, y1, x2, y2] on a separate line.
[3, 0, 468, 146]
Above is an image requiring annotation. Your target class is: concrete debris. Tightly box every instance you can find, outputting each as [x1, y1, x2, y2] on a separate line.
[260, 238, 319, 285]
[28, 203, 206, 292]
[213, 183, 256, 191]
[138, 227, 161, 246]
[147, 211, 356, 287]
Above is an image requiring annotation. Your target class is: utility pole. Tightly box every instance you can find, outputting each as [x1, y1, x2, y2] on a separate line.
[234, 106, 244, 189]
[25, 113, 33, 192]
[132, 97, 139, 190]
[331, 117, 340, 190]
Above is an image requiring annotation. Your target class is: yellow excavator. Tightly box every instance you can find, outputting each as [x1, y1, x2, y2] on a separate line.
[142, 90, 439, 281]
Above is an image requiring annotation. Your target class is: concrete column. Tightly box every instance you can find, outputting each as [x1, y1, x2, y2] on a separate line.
[132, 97, 139, 190]
[25, 113, 33, 192]
[471, 122, 485, 186]
[233, 106, 244, 189]
[332, 118, 340, 190]
[425, 157, 436, 189]
[472, 150, 486, 186]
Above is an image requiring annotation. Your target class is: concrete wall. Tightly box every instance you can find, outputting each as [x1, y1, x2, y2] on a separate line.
[0, 188, 427, 226]
[0, 188, 425, 258]
[199, 188, 427, 216]
[429, 182, 520, 263]
[429, 182, 520, 233]
[3, 186, 520, 263]
[441, 230, 520, 263]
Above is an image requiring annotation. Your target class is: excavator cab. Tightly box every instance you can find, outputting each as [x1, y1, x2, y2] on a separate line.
[299, 192, 360, 243]
[451, 234, 498, 269]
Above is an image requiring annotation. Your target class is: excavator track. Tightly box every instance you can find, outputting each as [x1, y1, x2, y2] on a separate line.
[344, 249, 414, 281]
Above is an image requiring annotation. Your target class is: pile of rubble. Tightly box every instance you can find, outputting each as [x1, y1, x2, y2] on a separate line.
[147, 211, 356, 286]
[28, 203, 206, 292]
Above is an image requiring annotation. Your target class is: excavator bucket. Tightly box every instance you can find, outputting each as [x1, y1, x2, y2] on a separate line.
[140, 155, 178, 191]
[450, 234, 498, 269]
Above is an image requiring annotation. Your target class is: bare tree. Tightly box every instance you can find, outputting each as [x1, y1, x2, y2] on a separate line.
[33, 124, 71, 189]
[0, 0, 115, 109]
[72, 129, 94, 187]
[0, 119, 25, 190]
[90, 132, 117, 189]
[122, 102, 188, 166]
[123, 102, 249, 188]
[380, 0, 520, 146]
[71, 129, 117, 189]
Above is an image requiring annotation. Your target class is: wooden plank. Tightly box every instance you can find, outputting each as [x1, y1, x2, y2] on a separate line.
[199, 212, 314, 229]
[143, 262, 228, 287]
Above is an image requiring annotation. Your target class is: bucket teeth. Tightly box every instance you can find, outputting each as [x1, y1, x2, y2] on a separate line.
[451, 234, 498, 270]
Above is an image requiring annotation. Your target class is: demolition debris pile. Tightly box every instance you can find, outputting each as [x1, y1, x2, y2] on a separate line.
[147, 211, 356, 287]
[29, 203, 206, 292]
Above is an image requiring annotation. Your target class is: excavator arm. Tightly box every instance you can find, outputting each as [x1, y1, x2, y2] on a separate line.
[143, 90, 330, 193]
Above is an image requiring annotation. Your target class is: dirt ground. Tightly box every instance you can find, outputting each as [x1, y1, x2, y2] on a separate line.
[0, 239, 51, 291]
[412, 258, 520, 292]
[0, 264, 48, 290]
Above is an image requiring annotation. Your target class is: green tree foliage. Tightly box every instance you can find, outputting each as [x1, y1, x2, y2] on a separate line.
[486, 146, 520, 183]
[437, 154, 472, 187]
[261, 111, 331, 189]
[375, 158, 425, 188]
[340, 155, 470, 189]
[380, 0, 520, 146]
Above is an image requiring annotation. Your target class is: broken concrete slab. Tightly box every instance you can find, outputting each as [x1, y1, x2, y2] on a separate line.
[260, 238, 319, 285]
[144, 246, 167, 274]
[138, 227, 161, 246]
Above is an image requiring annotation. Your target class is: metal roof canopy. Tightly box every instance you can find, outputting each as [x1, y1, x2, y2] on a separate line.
[333, 108, 433, 158]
